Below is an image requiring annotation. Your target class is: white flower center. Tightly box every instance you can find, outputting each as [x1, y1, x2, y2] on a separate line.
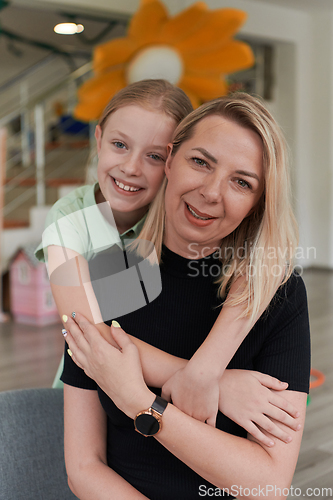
[126, 45, 183, 85]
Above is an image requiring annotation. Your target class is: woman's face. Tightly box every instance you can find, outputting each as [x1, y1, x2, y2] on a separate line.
[164, 115, 264, 258]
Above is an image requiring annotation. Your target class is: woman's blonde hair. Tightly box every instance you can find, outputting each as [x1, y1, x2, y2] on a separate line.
[98, 79, 193, 130]
[137, 93, 299, 322]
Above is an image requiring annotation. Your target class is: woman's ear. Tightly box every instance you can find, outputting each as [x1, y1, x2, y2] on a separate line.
[165, 143, 173, 178]
[246, 205, 256, 217]
[246, 194, 264, 218]
[95, 125, 102, 155]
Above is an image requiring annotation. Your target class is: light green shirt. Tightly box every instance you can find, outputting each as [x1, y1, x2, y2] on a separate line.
[35, 182, 146, 263]
[34, 182, 146, 389]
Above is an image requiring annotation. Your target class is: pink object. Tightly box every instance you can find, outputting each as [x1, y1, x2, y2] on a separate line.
[10, 245, 61, 326]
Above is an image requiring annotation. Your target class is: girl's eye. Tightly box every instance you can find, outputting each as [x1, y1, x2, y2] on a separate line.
[149, 154, 164, 162]
[237, 179, 252, 190]
[193, 157, 208, 167]
[113, 141, 126, 149]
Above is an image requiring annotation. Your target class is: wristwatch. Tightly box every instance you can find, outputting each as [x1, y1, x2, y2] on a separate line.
[134, 396, 168, 437]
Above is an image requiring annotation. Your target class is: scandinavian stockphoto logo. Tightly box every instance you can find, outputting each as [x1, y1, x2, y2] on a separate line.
[42, 202, 162, 323]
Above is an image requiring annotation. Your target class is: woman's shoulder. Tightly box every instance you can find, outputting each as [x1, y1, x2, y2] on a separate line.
[263, 270, 309, 335]
[276, 271, 307, 306]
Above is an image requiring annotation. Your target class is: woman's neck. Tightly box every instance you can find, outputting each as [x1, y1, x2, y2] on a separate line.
[163, 225, 219, 260]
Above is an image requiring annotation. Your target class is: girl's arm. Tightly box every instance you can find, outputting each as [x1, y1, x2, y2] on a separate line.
[63, 312, 302, 449]
[64, 384, 149, 500]
[66, 320, 306, 500]
[48, 245, 186, 387]
[162, 276, 279, 425]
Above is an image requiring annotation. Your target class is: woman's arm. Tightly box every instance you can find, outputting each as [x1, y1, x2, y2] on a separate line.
[155, 391, 306, 498]
[63, 311, 301, 447]
[162, 275, 281, 425]
[64, 384, 149, 500]
[48, 245, 186, 386]
[66, 321, 306, 500]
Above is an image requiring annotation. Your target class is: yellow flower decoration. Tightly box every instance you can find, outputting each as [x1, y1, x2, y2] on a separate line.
[74, 0, 254, 121]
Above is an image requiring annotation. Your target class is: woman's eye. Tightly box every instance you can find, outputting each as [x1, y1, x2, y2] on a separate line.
[193, 157, 208, 167]
[113, 141, 126, 149]
[237, 179, 252, 190]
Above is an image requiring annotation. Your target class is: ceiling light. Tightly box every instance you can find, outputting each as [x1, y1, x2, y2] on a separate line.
[54, 23, 84, 35]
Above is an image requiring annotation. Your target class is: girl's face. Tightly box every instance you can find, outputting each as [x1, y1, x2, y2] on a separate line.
[95, 104, 176, 223]
[164, 115, 265, 258]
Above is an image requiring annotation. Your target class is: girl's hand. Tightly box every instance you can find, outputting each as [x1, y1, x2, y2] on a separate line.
[219, 370, 301, 447]
[161, 363, 219, 426]
[64, 312, 153, 419]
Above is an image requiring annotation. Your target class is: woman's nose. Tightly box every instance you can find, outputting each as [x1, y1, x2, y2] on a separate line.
[120, 154, 142, 176]
[199, 176, 223, 204]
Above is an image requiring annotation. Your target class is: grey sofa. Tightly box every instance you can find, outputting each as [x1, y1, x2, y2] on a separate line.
[0, 388, 78, 500]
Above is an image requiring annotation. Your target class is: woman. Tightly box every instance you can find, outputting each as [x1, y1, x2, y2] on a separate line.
[62, 93, 310, 500]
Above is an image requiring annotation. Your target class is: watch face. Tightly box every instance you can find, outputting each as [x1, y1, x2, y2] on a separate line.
[135, 413, 160, 436]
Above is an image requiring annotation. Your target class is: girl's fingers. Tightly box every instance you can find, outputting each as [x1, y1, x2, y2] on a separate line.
[254, 371, 288, 391]
[269, 392, 300, 418]
[253, 415, 292, 444]
[244, 421, 275, 448]
[264, 405, 301, 431]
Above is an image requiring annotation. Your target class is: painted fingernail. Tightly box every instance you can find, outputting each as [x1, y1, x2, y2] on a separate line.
[67, 348, 73, 357]
[71, 312, 76, 319]
[268, 441, 275, 447]
[112, 320, 121, 328]
[62, 329, 67, 337]
[296, 424, 302, 431]
[62, 315, 68, 323]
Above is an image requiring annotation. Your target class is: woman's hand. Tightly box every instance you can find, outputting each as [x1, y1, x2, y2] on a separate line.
[219, 370, 301, 447]
[64, 312, 154, 419]
[161, 362, 219, 426]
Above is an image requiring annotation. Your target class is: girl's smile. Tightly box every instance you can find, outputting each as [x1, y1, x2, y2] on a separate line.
[95, 104, 176, 232]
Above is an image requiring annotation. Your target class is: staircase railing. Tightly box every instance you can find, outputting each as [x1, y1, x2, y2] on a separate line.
[0, 57, 94, 225]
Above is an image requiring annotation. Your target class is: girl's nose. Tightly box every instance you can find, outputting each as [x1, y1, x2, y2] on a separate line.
[120, 155, 142, 176]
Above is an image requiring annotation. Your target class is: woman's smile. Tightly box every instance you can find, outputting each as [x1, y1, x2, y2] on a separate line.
[164, 114, 264, 258]
[184, 202, 218, 226]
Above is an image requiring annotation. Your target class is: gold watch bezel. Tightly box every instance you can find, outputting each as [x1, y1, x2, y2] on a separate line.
[134, 408, 162, 437]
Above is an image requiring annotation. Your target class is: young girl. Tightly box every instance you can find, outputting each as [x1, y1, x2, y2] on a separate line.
[36, 81, 299, 447]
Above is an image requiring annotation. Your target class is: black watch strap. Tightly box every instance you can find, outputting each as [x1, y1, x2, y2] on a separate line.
[151, 395, 168, 415]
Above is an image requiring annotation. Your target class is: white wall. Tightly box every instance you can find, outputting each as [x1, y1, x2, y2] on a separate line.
[2, 206, 51, 270]
[185, 0, 320, 268]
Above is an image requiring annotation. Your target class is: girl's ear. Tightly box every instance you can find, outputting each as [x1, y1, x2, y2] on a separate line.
[165, 143, 173, 178]
[95, 125, 102, 155]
